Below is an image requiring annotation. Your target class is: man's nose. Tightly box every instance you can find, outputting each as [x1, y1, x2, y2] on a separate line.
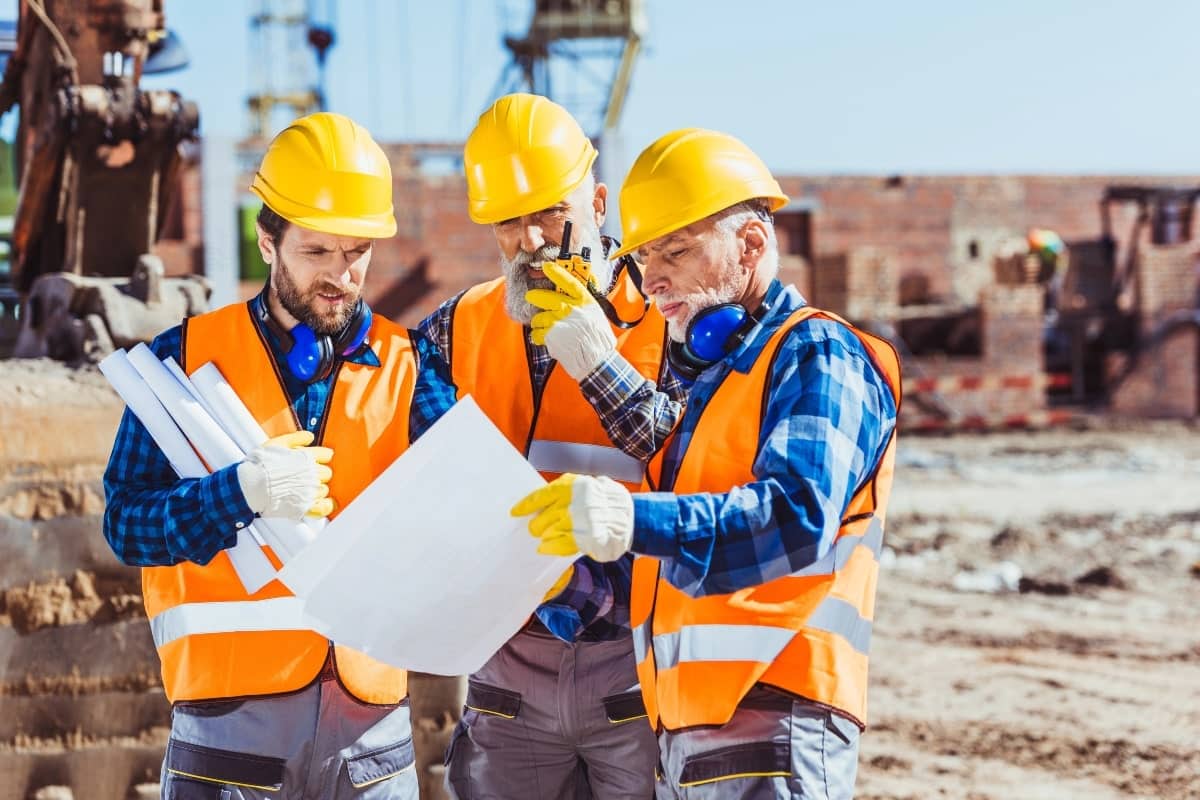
[324, 266, 353, 287]
[642, 260, 669, 295]
[519, 223, 546, 254]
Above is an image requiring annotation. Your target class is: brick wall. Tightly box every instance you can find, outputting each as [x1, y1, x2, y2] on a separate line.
[215, 144, 1200, 416]
[901, 284, 1045, 426]
[810, 247, 899, 321]
[215, 145, 1200, 330]
[777, 175, 1200, 308]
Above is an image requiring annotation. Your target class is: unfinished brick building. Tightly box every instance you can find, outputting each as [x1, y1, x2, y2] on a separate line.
[229, 145, 1200, 426]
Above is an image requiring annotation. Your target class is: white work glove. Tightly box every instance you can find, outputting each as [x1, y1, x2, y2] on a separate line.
[526, 262, 616, 380]
[236, 430, 334, 521]
[511, 474, 634, 563]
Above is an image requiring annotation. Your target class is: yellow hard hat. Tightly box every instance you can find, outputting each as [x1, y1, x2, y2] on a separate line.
[464, 93, 598, 224]
[612, 128, 788, 259]
[250, 112, 397, 239]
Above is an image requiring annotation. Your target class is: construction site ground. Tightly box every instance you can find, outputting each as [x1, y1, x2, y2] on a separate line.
[860, 418, 1200, 800]
[1, 362, 1198, 798]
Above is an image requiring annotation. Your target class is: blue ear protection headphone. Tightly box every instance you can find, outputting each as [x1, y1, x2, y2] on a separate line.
[258, 293, 373, 384]
[666, 293, 775, 384]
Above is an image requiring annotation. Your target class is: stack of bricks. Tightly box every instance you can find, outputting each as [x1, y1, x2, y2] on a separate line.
[1110, 242, 1200, 417]
[810, 246, 898, 322]
[982, 284, 1044, 374]
[902, 284, 1046, 430]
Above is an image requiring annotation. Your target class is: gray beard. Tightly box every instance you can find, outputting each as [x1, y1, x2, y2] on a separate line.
[499, 228, 611, 325]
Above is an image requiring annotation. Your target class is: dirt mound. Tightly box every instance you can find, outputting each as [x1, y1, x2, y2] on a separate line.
[1, 571, 143, 634]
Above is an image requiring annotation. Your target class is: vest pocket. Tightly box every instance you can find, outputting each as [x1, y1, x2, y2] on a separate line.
[165, 739, 286, 792]
[345, 736, 416, 788]
[464, 679, 522, 719]
[602, 688, 648, 724]
[678, 741, 790, 787]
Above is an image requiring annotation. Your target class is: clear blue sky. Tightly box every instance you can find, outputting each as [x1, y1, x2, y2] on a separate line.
[13, 1, 1200, 174]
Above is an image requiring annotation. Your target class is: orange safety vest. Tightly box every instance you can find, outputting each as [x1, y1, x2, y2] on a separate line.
[141, 302, 415, 704]
[449, 267, 666, 488]
[630, 306, 901, 731]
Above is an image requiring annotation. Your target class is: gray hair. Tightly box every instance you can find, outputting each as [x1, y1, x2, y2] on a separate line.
[709, 198, 779, 278]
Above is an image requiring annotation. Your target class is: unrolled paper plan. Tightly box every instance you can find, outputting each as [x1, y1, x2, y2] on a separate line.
[278, 396, 574, 675]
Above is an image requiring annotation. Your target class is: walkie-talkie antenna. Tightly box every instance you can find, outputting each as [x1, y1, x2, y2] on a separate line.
[558, 220, 573, 260]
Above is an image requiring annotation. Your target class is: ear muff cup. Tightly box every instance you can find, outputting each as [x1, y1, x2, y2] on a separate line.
[260, 295, 373, 384]
[665, 295, 776, 384]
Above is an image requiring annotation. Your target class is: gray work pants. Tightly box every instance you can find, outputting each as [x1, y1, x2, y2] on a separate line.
[445, 627, 658, 799]
[159, 665, 418, 799]
[654, 687, 861, 800]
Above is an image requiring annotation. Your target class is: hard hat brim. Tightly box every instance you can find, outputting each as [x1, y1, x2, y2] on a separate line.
[611, 191, 788, 260]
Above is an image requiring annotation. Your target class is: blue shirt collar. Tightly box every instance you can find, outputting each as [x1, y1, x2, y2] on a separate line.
[724, 279, 805, 374]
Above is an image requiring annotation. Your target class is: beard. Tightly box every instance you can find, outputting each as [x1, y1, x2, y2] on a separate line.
[273, 254, 360, 336]
[499, 222, 611, 324]
[659, 256, 746, 343]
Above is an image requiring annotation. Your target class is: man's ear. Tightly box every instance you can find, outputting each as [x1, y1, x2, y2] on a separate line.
[739, 219, 769, 271]
[255, 222, 276, 267]
[593, 182, 608, 228]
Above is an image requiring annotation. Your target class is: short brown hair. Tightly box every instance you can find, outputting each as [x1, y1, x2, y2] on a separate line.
[256, 204, 289, 245]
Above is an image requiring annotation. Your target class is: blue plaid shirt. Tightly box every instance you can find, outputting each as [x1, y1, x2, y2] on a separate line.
[630, 281, 898, 597]
[102, 298, 456, 567]
[419, 253, 686, 642]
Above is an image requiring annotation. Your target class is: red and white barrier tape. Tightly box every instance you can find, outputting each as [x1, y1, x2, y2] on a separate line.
[904, 372, 1073, 394]
[901, 409, 1076, 432]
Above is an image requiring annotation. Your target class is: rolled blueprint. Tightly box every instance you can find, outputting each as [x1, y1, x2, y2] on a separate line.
[98, 349, 276, 593]
[127, 344, 244, 470]
[188, 362, 319, 551]
[189, 362, 267, 454]
[126, 346, 307, 562]
[164, 357, 223, 432]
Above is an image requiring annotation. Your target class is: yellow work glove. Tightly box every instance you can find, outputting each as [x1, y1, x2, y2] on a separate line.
[541, 565, 575, 603]
[511, 474, 634, 563]
[237, 430, 336, 520]
[526, 262, 616, 380]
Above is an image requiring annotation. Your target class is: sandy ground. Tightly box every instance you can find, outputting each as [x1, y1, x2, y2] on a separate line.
[859, 419, 1200, 799]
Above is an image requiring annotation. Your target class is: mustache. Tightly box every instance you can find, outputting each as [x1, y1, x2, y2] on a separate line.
[309, 283, 353, 298]
[510, 245, 561, 269]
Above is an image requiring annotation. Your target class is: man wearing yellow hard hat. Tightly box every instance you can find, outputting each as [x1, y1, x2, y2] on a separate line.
[422, 93, 684, 798]
[512, 129, 902, 799]
[103, 112, 456, 797]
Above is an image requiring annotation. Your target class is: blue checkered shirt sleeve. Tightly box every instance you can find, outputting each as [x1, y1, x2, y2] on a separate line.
[579, 351, 686, 462]
[102, 326, 255, 567]
[408, 328, 459, 442]
[631, 318, 898, 597]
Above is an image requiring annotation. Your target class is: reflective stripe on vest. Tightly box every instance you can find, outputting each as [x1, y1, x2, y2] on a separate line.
[449, 273, 666, 491]
[637, 594, 873, 668]
[633, 517, 884, 667]
[149, 597, 311, 649]
[794, 516, 884, 577]
[527, 439, 645, 484]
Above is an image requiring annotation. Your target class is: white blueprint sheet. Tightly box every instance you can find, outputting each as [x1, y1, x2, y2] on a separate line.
[278, 396, 573, 675]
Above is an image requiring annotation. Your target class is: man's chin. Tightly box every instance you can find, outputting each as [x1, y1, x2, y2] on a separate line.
[305, 310, 353, 336]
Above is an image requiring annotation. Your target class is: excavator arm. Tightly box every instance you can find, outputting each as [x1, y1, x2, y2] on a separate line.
[1, 0, 205, 360]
